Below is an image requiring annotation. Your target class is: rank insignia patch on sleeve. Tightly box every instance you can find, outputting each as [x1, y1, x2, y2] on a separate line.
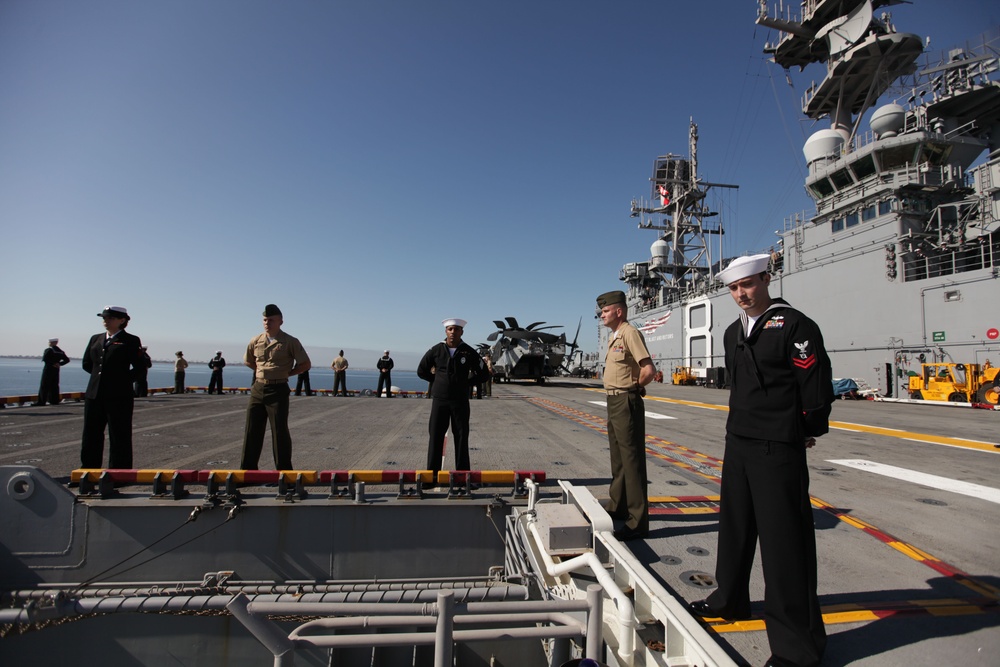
[792, 340, 816, 369]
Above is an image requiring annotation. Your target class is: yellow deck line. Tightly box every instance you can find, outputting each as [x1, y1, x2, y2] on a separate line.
[708, 600, 994, 633]
[586, 390, 997, 453]
[829, 421, 997, 453]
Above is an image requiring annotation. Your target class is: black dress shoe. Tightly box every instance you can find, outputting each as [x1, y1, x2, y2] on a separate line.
[688, 599, 751, 621]
[612, 527, 648, 541]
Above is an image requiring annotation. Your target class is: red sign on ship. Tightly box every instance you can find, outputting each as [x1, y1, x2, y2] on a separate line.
[987, 328, 999, 340]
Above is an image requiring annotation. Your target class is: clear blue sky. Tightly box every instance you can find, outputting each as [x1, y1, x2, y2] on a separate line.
[1, 0, 994, 369]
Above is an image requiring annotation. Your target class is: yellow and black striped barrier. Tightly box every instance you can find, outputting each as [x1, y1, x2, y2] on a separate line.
[70, 468, 546, 501]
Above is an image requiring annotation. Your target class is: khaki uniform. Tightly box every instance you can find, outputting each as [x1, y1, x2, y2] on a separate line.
[331, 355, 349, 396]
[241, 331, 310, 469]
[174, 356, 188, 394]
[603, 322, 651, 533]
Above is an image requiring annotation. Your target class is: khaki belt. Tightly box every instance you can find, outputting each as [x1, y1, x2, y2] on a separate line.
[606, 387, 639, 396]
[256, 378, 288, 385]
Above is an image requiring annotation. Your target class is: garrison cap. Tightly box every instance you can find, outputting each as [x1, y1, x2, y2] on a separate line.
[263, 304, 282, 317]
[98, 305, 129, 318]
[716, 253, 771, 286]
[596, 291, 626, 308]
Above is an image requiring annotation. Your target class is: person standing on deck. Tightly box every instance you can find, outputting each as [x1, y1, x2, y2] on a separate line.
[240, 304, 311, 470]
[208, 350, 226, 394]
[134, 346, 152, 397]
[174, 351, 188, 394]
[36, 337, 70, 405]
[376, 350, 394, 397]
[597, 290, 654, 542]
[331, 350, 349, 396]
[81, 306, 144, 468]
[416, 318, 491, 486]
[688, 254, 832, 667]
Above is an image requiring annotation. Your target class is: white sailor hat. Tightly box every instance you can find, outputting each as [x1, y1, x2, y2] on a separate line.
[48, 337, 59, 343]
[98, 305, 129, 318]
[384, 349, 390, 354]
[716, 254, 771, 286]
[216, 350, 223, 354]
[442, 318, 467, 328]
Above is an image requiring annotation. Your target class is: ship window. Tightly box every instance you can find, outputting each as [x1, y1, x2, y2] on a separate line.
[831, 218, 845, 233]
[845, 213, 859, 228]
[851, 154, 877, 180]
[809, 179, 835, 197]
[920, 142, 952, 165]
[830, 169, 853, 189]
[862, 205, 876, 221]
[879, 200, 893, 216]
[877, 144, 917, 170]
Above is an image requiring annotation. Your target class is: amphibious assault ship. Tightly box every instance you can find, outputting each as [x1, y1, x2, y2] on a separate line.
[604, 0, 1000, 397]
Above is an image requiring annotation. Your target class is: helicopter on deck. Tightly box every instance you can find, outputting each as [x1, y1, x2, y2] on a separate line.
[479, 317, 580, 384]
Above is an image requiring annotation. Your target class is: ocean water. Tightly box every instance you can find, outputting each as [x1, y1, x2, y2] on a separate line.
[0, 358, 429, 396]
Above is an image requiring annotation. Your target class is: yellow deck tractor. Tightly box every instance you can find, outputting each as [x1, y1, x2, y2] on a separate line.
[671, 366, 697, 386]
[907, 362, 1000, 404]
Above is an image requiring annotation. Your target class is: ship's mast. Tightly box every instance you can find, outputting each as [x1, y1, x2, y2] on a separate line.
[626, 119, 738, 308]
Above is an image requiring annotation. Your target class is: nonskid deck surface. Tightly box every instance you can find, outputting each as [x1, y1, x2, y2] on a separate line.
[2, 378, 999, 666]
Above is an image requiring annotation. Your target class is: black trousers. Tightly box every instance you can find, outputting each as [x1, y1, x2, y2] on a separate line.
[295, 371, 312, 396]
[208, 371, 224, 394]
[241, 382, 292, 470]
[333, 370, 347, 396]
[81, 392, 134, 468]
[37, 367, 61, 405]
[174, 371, 185, 394]
[706, 433, 826, 665]
[425, 398, 471, 476]
[377, 372, 393, 397]
[606, 392, 649, 533]
[134, 374, 148, 397]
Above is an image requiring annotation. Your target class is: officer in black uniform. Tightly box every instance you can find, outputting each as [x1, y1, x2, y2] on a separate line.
[689, 254, 833, 667]
[416, 318, 491, 483]
[208, 350, 226, 394]
[376, 350, 394, 397]
[37, 337, 70, 405]
[81, 305, 145, 469]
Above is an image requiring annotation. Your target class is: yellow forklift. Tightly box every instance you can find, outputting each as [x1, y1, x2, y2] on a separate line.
[907, 362, 1000, 404]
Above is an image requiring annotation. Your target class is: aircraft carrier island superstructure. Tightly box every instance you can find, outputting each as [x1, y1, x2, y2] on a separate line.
[603, 1, 1000, 397]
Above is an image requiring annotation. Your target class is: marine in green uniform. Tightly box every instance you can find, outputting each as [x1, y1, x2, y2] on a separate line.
[240, 304, 311, 470]
[597, 290, 655, 541]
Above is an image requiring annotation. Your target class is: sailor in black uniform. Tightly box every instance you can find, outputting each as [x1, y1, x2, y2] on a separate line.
[37, 338, 70, 405]
[689, 254, 833, 667]
[416, 319, 491, 483]
[376, 350, 394, 397]
[208, 350, 226, 394]
[134, 346, 152, 397]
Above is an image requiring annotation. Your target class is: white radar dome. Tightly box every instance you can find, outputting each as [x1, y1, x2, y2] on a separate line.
[803, 129, 845, 165]
[650, 238, 669, 269]
[870, 104, 905, 138]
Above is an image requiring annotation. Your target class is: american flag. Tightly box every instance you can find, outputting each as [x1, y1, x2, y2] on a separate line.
[637, 311, 671, 334]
